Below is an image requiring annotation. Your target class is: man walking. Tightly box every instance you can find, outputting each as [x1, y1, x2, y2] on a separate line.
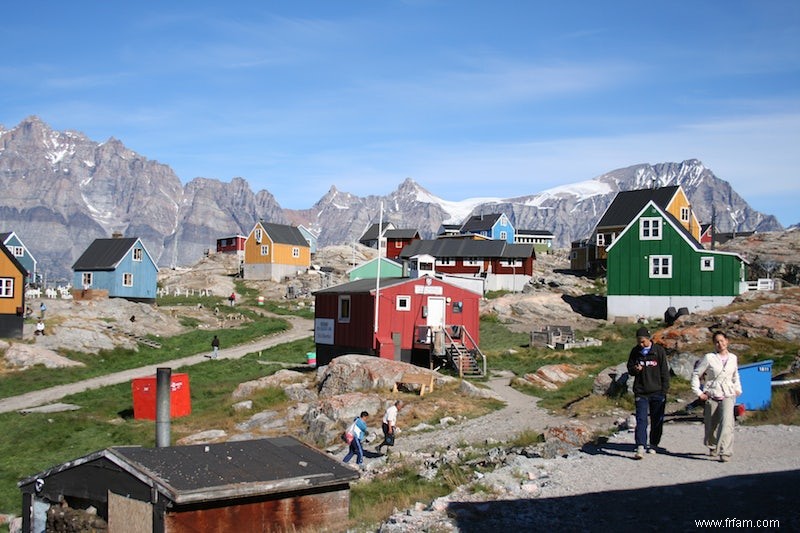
[626, 327, 670, 459]
[210, 335, 220, 359]
[377, 400, 403, 454]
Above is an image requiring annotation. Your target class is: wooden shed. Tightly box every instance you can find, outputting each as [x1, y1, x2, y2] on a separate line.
[18, 437, 359, 533]
[313, 276, 484, 374]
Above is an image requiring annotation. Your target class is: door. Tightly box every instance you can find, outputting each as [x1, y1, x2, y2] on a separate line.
[426, 297, 446, 331]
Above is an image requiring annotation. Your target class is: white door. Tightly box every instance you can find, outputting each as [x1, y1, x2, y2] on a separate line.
[426, 297, 446, 331]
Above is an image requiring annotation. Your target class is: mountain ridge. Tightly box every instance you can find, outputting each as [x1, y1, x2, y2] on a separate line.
[0, 116, 784, 280]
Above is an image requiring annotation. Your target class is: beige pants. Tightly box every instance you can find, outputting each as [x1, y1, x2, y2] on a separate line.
[704, 396, 735, 457]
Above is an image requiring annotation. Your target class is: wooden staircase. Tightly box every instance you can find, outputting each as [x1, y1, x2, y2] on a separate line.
[443, 326, 485, 378]
[105, 325, 162, 349]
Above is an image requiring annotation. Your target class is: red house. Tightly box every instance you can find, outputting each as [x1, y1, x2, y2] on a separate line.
[216, 235, 246, 255]
[313, 277, 483, 374]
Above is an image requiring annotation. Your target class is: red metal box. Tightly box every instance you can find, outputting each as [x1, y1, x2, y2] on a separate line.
[131, 373, 191, 420]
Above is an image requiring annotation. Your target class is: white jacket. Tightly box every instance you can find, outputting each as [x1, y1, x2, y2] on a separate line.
[691, 352, 743, 399]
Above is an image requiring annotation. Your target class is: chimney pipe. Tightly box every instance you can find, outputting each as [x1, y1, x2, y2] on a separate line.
[155, 367, 171, 447]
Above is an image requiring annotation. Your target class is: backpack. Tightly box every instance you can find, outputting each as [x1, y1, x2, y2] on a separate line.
[342, 419, 357, 444]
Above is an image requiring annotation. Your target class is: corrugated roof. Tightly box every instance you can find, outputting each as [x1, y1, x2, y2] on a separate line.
[460, 213, 502, 233]
[260, 222, 309, 247]
[384, 228, 419, 239]
[72, 238, 139, 270]
[516, 229, 554, 237]
[399, 239, 534, 259]
[597, 186, 680, 229]
[20, 437, 359, 505]
[314, 276, 409, 294]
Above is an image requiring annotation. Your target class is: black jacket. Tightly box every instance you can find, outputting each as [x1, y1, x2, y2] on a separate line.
[626, 342, 670, 396]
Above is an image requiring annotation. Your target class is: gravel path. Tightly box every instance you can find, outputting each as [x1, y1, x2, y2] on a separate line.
[0, 316, 314, 414]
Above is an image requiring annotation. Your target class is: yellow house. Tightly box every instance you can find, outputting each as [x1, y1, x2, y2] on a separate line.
[243, 222, 311, 281]
[0, 243, 28, 338]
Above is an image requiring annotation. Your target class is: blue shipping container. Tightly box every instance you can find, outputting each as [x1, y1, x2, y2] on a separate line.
[737, 360, 773, 410]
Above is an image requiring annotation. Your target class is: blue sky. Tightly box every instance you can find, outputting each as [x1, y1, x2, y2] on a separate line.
[2, 1, 798, 226]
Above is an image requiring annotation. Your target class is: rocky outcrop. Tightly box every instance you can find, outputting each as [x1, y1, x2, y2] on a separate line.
[316, 354, 447, 397]
[3, 343, 84, 370]
[522, 364, 583, 391]
[231, 369, 308, 400]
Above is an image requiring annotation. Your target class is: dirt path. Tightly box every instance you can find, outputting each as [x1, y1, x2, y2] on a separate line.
[0, 316, 314, 414]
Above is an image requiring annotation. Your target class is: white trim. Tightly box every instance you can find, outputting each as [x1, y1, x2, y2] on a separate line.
[396, 295, 411, 311]
[639, 217, 662, 240]
[649, 255, 672, 278]
[700, 256, 715, 271]
[122, 272, 133, 287]
[0, 278, 13, 297]
[260, 245, 269, 256]
[338, 295, 351, 323]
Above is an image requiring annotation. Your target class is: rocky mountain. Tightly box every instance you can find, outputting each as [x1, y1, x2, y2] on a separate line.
[0, 116, 784, 280]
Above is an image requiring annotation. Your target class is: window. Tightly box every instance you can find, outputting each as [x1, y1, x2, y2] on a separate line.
[254, 228, 263, 242]
[596, 233, 605, 247]
[650, 255, 672, 278]
[640, 218, 662, 240]
[463, 258, 481, 266]
[260, 245, 269, 256]
[292, 247, 300, 258]
[396, 295, 410, 311]
[133, 248, 143, 261]
[436, 258, 454, 266]
[82, 272, 93, 287]
[500, 259, 522, 267]
[0, 278, 13, 297]
[418, 261, 434, 272]
[680, 207, 690, 222]
[499, 231, 507, 241]
[123, 273, 133, 287]
[338, 295, 351, 322]
[452, 301, 463, 313]
[570, 251, 577, 260]
[395, 241, 403, 249]
[11, 246, 23, 257]
[700, 256, 715, 271]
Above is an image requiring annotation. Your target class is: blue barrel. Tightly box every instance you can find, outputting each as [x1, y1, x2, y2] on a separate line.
[737, 360, 773, 410]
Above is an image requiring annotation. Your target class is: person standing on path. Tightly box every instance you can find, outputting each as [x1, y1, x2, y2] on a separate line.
[377, 400, 403, 454]
[627, 327, 670, 459]
[228, 292, 236, 307]
[691, 331, 743, 462]
[210, 335, 220, 359]
[39, 301, 46, 319]
[343, 411, 369, 469]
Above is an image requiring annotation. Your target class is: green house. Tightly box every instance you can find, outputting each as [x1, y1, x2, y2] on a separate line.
[606, 201, 747, 321]
[347, 256, 403, 281]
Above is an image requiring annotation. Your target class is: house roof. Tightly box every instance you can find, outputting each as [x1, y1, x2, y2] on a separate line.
[0, 232, 11, 243]
[19, 437, 359, 505]
[346, 256, 403, 275]
[516, 229, 554, 237]
[596, 186, 681, 229]
[259, 222, 309, 247]
[460, 213, 503, 233]
[72, 237, 143, 271]
[313, 277, 410, 294]
[0, 243, 28, 277]
[398, 239, 535, 260]
[359, 222, 395, 242]
[384, 228, 419, 239]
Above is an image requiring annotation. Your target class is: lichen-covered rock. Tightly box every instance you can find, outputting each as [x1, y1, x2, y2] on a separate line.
[316, 354, 442, 397]
[231, 369, 307, 400]
[523, 364, 582, 391]
[3, 343, 85, 370]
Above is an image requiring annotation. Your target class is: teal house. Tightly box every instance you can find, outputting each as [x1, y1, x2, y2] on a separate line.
[72, 236, 159, 303]
[1, 232, 37, 285]
[606, 201, 747, 321]
[348, 257, 403, 281]
[298, 225, 318, 256]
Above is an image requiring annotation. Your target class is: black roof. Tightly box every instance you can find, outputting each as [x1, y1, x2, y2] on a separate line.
[460, 213, 503, 233]
[384, 228, 419, 239]
[314, 277, 409, 294]
[359, 222, 393, 242]
[19, 437, 359, 505]
[516, 229, 554, 237]
[596, 186, 680, 229]
[0, 232, 11, 242]
[260, 222, 309, 247]
[398, 239, 534, 260]
[72, 238, 140, 271]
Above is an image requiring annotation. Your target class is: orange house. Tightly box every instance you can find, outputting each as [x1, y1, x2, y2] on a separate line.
[243, 222, 311, 281]
[0, 243, 28, 338]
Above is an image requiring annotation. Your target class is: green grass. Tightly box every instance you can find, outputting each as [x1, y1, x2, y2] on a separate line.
[0, 311, 289, 400]
[0, 337, 316, 517]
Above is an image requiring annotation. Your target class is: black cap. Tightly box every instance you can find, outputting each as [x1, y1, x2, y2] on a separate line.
[636, 327, 651, 339]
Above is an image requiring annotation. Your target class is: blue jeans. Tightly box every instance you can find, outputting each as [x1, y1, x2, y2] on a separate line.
[343, 438, 364, 464]
[635, 394, 666, 448]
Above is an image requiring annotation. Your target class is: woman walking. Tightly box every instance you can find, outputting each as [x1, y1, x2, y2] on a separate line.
[691, 331, 743, 462]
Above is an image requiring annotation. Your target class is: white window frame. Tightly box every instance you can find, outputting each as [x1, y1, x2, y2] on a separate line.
[500, 259, 522, 267]
[0, 278, 13, 297]
[596, 233, 605, 247]
[499, 231, 507, 241]
[82, 272, 93, 287]
[254, 228, 263, 243]
[650, 255, 672, 278]
[11, 246, 23, 257]
[133, 248, 143, 262]
[260, 245, 269, 256]
[640, 218, 662, 240]
[122, 273, 133, 287]
[396, 295, 411, 311]
[394, 241, 403, 249]
[338, 295, 351, 323]
[680, 207, 690, 222]
[463, 258, 481, 267]
[436, 258, 455, 266]
[700, 256, 715, 271]
[292, 247, 300, 258]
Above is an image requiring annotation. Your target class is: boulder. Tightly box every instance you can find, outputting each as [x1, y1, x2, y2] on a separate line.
[284, 383, 318, 402]
[317, 354, 442, 397]
[522, 364, 582, 391]
[176, 429, 227, 445]
[232, 369, 307, 400]
[458, 380, 505, 401]
[3, 343, 85, 370]
[669, 352, 701, 381]
[592, 362, 633, 396]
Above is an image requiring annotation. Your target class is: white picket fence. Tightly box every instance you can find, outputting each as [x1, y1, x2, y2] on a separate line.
[157, 287, 214, 298]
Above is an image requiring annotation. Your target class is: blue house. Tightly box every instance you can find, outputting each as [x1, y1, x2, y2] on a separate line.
[298, 225, 319, 256]
[460, 213, 515, 243]
[0, 232, 37, 285]
[72, 237, 159, 302]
